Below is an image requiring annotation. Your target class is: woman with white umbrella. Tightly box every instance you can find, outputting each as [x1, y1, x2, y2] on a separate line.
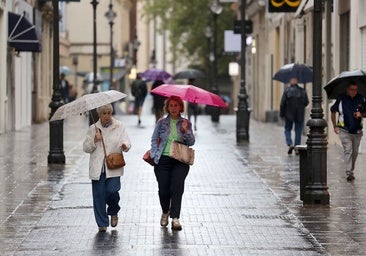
[83, 103, 131, 232]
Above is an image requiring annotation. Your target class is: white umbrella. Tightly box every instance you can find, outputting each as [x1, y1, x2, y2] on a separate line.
[50, 90, 127, 122]
[60, 66, 73, 76]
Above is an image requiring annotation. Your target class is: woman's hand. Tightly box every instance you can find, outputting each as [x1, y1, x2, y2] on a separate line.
[181, 119, 188, 133]
[121, 144, 128, 151]
[94, 129, 102, 144]
[334, 127, 340, 134]
[354, 111, 362, 119]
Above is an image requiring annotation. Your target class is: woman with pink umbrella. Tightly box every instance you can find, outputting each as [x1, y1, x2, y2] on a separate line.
[148, 96, 195, 230]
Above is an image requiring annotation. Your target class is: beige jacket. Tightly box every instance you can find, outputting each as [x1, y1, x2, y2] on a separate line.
[83, 117, 131, 180]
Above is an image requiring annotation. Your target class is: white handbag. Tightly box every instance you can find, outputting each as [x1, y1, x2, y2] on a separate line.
[169, 140, 195, 165]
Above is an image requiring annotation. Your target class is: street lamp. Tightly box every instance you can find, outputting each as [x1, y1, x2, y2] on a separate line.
[89, 0, 99, 125]
[48, 0, 65, 164]
[204, 25, 214, 88]
[105, 0, 116, 90]
[209, 0, 222, 123]
[303, 0, 329, 205]
[236, 0, 250, 143]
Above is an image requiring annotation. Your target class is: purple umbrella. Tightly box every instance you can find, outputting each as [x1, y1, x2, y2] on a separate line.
[140, 68, 172, 82]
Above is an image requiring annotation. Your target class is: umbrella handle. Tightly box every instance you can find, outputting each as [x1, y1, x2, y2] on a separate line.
[89, 110, 98, 131]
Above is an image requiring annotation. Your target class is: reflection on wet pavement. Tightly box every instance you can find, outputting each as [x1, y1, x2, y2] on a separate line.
[1, 114, 366, 255]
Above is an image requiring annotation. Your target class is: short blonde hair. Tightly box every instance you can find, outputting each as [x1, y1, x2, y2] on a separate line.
[97, 103, 113, 114]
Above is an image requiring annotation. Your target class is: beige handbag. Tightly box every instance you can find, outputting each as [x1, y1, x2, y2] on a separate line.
[169, 140, 195, 165]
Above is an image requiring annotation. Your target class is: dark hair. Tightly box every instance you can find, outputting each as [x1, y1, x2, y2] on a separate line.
[348, 80, 358, 87]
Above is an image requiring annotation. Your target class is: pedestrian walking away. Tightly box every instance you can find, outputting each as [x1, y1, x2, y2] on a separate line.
[151, 80, 166, 123]
[131, 72, 148, 126]
[280, 77, 309, 155]
[148, 96, 195, 230]
[187, 78, 199, 130]
[83, 104, 131, 232]
[60, 73, 70, 103]
[330, 81, 366, 181]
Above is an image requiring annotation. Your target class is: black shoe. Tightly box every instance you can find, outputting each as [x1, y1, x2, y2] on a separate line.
[346, 174, 355, 181]
[287, 146, 294, 154]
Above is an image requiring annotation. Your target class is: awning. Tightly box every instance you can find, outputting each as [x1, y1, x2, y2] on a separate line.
[101, 68, 126, 82]
[8, 12, 41, 52]
[295, 0, 314, 18]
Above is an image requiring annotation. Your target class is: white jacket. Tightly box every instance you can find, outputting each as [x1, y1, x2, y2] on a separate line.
[83, 117, 131, 180]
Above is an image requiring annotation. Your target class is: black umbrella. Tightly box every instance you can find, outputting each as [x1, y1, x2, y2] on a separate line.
[173, 68, 205, 80]
[324, 69, 366, 99]
[273, 63, 313, 84]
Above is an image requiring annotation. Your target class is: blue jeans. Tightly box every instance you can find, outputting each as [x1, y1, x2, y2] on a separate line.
[284, 120, 303, 146]
[92, 169, 121, 227]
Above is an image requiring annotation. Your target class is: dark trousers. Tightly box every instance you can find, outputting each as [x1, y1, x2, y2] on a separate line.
[92, 169, 121, 227]
[154, 155, 189, 219]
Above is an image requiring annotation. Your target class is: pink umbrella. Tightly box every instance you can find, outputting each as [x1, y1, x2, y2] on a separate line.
[150, 84, 227, 108]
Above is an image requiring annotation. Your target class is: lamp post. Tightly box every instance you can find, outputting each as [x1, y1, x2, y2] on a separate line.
[89, 0, 99, 125]
[236, 0, 250, 142]
[204, 25, 214, 88]
[105, 0, 116, 90]
[303, 0, 329, 205]
[209, 0, 222, 123]
[48, 0, 65, 164]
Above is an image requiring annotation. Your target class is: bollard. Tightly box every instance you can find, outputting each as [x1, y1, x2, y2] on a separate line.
[296, 145, 308, 201]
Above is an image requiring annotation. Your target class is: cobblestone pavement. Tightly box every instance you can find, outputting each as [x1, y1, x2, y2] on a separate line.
[1, 103, 366, 255]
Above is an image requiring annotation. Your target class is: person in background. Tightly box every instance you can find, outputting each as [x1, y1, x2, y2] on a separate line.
[60, 73, 70, 103]
[280, 77, 309, 155]
[68, 83, 77, 102]
[131, 73, 148, 126]
[331, 81, 366, 181]
[83, 104, 131, 232]
[148, 96, 195, 230]
[151, 80, 167, 123]
[187, 78, 199, 130]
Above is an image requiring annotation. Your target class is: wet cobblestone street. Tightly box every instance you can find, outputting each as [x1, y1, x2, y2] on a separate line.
[1, 108, 366, 255]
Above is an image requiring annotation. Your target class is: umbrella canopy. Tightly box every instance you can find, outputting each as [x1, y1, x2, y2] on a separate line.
[150, 84, 227, 108]
[324, 69, 366, 99]
[60, 66, 72, 76]
[273, 63, 313, 84]
[50, 90, 127, 121]
[173, 68, 205, 80]
[140, 68, 172, 82]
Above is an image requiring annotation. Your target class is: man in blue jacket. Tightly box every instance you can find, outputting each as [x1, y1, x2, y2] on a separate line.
[331, 81, 366, 181]
[280, 77, 309, 155]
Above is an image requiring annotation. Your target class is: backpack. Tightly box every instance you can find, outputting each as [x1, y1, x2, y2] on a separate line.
[131, 79, 147, 98]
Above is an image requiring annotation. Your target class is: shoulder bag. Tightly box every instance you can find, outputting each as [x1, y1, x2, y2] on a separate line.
[169, 140, 195, 165]
[100, 131, 125, 169]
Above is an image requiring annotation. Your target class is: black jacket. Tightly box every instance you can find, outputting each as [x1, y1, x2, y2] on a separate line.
[280, 84, 309, 122]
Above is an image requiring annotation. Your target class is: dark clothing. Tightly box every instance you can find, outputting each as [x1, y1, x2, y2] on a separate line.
[188, 103, 199, 116]
[154, 155, 189, 218]
[131, 79, 147, 100]
[280, 84, 309, 122]
[330, 93, 365, 134]
[60, 78, 70, 103]
[151, 80, 166, 114]
[280, 84, 309, 147]
[131, 78, 147, 114]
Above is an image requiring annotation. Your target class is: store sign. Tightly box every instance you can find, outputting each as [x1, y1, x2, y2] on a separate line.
[268, 0, 301, 12]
